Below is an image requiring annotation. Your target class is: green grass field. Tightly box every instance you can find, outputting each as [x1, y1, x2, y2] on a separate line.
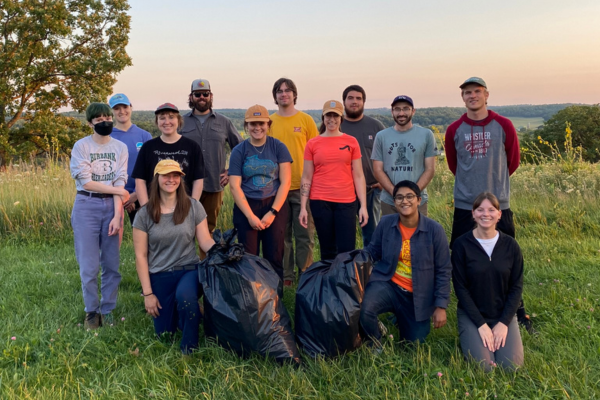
[506, 117, 545, 130]
[1, 156, 600, 399]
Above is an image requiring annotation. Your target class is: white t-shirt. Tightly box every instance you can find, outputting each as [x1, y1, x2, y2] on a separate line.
[475, 231, 500, 258]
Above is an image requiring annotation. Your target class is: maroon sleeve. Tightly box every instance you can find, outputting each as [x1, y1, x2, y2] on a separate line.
[444, 121, 459, 176]
[496, 115, 520, 176]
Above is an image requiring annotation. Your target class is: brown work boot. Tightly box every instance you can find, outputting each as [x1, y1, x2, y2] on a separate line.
[84, 312, 101, 330]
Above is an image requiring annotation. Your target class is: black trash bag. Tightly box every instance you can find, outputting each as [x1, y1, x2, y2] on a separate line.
[198, 229, 301, 364]
[295, 249, 373, 358]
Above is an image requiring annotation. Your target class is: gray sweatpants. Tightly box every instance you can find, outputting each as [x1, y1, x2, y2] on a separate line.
[457, 308, 524, 372]
[71, 194, 121, 314]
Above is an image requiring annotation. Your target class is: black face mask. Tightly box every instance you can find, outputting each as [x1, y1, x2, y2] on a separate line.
[93, 121, 113, 136]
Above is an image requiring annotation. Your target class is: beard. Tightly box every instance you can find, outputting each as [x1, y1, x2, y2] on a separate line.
[191, 97, 212, 113]
[394, 114, 412, 127]
[344, 105, 364, 119]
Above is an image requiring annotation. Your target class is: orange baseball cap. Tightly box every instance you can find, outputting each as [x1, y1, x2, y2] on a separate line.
[322, 100, 343, 116]
[244, 104, 270, 122]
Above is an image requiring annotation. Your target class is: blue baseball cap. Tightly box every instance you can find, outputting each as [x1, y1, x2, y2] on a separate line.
[391, 95, 414, 108]
[108, 93, 131, 108]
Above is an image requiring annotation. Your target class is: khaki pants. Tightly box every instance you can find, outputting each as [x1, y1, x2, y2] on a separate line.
[381, 201, 428, 217]
[200, 191, 224, 234]
[283, 189, 315, 282]
[199, 191, 224, 259]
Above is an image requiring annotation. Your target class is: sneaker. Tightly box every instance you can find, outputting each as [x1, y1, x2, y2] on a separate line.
[101, 312, 115, 327]
[284, 280, 293, 287]
[84, 312, 101, 330]
[517, 314, 537, 335]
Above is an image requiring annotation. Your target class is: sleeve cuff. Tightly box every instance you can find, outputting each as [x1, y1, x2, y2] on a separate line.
[434, 298, 449, 309]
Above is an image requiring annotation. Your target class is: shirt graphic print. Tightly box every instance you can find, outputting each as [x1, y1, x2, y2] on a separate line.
[90, 152, 117, 182]
[243, 155, 277, 188]
[463, 130, 492, 159]
[391, 223, 416, 292]
[153, 149, 190, 169]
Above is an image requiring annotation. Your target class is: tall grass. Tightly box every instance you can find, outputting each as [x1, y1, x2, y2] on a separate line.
[0, 157, 75, 244]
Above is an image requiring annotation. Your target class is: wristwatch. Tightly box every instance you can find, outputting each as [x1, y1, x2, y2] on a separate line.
[270, 207, 279, 215]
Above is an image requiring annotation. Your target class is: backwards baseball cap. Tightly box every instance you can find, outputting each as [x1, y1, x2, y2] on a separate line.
[154, 159, 185, 176]
[391, 95, 414, 108]
[460, 77, 487, 89]
[191, 79, 211, 92]
[322, 100, 343, 116]
[154, 103, 179, 114]
[108, 93, 131, 108]
[245, 105, 270, 122]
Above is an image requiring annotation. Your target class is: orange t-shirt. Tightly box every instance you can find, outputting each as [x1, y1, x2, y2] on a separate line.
[304, 134, 361, 203]
[391, 222, 416, 292]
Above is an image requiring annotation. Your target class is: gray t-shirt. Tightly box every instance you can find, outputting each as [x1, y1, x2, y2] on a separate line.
[371, 125, 437, 206]
[341, 115, 386, 187]
[133, 199, 207, 274]
[194, 113, 209, 128]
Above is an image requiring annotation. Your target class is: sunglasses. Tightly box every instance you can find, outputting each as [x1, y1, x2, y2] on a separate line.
[192, 92, 211, 98]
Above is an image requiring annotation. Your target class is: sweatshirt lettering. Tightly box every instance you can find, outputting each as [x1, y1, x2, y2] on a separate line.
[463, 131, 492, 159]
[90, 152, 116, 162]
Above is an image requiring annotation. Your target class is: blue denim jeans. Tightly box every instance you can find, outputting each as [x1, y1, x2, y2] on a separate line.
[360, 280, 431, 343]
[359, 188, 381, 247]
[71, 194, 121, 314]
[150, 268, 201, 354]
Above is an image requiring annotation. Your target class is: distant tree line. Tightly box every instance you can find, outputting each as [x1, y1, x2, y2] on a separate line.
[8, 103, 599, 163]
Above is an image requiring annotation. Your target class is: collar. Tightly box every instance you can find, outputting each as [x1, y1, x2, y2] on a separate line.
[460, 110, 498, 127]
[184, 109, 215, 119]
[385, 212, 429, 234]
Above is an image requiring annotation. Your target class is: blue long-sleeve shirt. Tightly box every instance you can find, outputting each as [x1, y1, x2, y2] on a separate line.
[365, 213, 452, 321]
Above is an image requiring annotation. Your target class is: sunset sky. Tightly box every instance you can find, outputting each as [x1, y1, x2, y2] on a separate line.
[111, 0, 600, 111]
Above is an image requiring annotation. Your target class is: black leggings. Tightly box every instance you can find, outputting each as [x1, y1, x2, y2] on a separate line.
[310, 199, 358, 261]
[233, 197, 289, 280]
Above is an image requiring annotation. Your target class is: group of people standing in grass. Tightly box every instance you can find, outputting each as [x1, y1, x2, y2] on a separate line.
[69, 75, 529, 370]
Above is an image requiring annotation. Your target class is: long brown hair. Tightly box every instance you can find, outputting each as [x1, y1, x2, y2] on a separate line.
[146, 172, 191, 224]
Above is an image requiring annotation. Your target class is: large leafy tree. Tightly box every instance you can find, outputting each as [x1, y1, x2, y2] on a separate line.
[0, 0, 132, 165]
[536, 105, 600, 162]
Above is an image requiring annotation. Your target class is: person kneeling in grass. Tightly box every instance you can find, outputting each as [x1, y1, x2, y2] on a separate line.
[70, 102, 130, 330]
[451, 192, 524, 372]
[360, 180, 451, 346]
[132, 160, 215, 354]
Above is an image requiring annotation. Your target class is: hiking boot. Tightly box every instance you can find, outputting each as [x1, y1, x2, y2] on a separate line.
[84, 312, 101, 330]
[102, 312, 115, 327]
[284, 280, 293, 287]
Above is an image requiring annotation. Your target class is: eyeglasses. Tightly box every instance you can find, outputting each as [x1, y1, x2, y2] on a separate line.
[393, 107, 413, 113]
[276, 89, 293, 94]
[192, 92, 211, 98]
[394, 194, 417, 202]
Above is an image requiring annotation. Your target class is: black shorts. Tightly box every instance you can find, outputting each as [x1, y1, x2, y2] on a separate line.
[450, 207, 515, 249]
